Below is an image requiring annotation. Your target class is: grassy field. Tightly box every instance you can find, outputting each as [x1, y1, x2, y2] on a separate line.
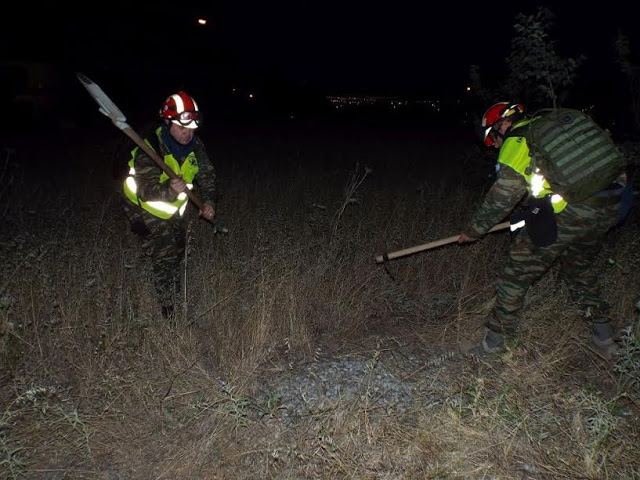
[1, 118, 639, 479]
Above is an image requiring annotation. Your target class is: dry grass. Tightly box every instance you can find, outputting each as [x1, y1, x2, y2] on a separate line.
[1, 122, 639, 479]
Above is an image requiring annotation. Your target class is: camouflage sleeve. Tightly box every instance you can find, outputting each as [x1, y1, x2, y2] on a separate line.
[464, 165, 528, 238]
[133, 148, 176, 202]
[193, 137, 217, 205]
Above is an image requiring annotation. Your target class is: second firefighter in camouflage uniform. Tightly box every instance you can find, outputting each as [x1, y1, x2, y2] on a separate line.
[458, 102, 626, 357]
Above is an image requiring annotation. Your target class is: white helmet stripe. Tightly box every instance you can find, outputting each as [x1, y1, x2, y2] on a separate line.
[171, 94, 185, 113]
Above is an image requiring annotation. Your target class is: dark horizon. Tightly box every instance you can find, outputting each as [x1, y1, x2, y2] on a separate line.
[4, 1, 639, 95]
[2, 1, 640, 137]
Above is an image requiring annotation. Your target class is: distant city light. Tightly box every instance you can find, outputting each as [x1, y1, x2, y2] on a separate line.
[197, 18, 207, 25]
[248, 93, 254, 99]
[466, 86, 471, 92]
[326, 95, 444, 113]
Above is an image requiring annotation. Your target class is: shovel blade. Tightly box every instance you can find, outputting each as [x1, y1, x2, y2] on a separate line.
[77, 72, 128, 127]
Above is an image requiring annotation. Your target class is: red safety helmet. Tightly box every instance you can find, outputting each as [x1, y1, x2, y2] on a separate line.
[160, 91, 201, 129]
[481, 102, 524, 146]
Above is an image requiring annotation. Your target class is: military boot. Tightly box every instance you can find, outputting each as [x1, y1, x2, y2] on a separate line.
[591, 320, 620, 359]
[462, 327, 505, 357]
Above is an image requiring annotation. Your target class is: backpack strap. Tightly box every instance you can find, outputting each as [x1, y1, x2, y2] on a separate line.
[505, 123, 530, 140]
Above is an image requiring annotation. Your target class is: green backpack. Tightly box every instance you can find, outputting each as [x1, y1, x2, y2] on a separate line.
[517, 108, 627, 203]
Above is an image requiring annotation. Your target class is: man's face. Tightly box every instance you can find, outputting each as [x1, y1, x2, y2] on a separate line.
[492, 131, 504, 149]
[169, 122, 195, 145]
[489, 119, 513, 149]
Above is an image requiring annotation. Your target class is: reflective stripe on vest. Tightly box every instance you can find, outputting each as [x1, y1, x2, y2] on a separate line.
[499, 119, 568, 213]
[123, 128, 200, 219]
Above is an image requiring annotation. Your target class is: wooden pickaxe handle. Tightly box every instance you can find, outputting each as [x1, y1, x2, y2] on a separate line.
[375, 221, 511, 264]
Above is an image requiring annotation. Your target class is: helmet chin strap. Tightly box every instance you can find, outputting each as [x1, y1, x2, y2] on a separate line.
[492, 118, 515, 143]
[493, 129, 506, 142]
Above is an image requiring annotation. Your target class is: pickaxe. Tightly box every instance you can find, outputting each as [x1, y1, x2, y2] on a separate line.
[375, 221, 510, 264]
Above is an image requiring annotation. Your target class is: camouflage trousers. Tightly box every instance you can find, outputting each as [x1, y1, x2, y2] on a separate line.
[487, 201, 621, 334]
[123, 203, 186, 309]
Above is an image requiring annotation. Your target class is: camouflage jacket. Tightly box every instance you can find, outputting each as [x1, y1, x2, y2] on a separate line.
[464, 163, 528, 239]
[130, 126, 217, 207]
[464, 118, 628, 238]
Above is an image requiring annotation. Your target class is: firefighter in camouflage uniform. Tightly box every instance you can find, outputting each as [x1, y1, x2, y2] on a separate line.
[458, 102, 626, 358]
[122, 91, 216, 319]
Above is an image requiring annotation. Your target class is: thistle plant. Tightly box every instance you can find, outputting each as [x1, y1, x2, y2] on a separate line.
[331, 162, 372, 238]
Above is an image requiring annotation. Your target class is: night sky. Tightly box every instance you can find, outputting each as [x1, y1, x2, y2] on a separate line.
[3, 1, 640, 110]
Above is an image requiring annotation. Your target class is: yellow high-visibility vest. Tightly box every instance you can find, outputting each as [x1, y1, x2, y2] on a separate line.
[123, 127, 200, 219]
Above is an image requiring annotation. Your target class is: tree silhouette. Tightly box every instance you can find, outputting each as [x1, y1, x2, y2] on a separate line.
[505, 7, 585, 109]
[614, 31, 640, 132]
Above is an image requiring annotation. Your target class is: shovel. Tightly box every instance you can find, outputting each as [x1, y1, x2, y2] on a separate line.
[76, 72, 207, 211]
[375, 221, 510, 264]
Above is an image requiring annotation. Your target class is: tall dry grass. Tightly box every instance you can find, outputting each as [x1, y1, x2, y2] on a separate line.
[1, 122, 639, 479]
